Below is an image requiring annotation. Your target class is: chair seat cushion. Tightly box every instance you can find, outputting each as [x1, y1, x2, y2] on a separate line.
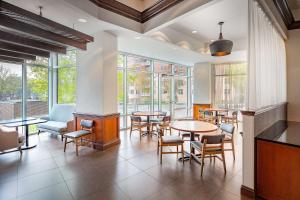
[64, 130, 91, 138]
[37, 121, 67, 133]
[162, 136, 183, 143]
[150, 119, 162, 123]
[191, 141, 222, 152]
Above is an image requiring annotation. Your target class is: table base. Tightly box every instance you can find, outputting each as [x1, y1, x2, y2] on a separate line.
[0, 144, 37, 155]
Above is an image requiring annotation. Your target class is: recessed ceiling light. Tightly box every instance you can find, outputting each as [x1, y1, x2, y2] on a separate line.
[192, 30, 197, 34]
[134, 36, 141, 39]
[173, 47, 177, 50]
[210, 39, 215, 42]
[78, 18, 87, 23]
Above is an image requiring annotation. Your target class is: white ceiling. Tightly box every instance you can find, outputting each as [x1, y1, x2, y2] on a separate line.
[7, 0, 247, 66]
[168, 0, 248, 43]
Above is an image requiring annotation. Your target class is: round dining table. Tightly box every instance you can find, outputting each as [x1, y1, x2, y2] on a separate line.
[133, 111, 166, 133]
[170, 120, 218, 160]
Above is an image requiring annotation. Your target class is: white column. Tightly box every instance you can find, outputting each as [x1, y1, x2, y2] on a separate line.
[76, 31, 118, 115]
[193, 62, 211, 104]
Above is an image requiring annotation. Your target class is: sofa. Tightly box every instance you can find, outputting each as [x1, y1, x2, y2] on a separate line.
[0, 127, 25, 154]
[37, 104, 75, 140]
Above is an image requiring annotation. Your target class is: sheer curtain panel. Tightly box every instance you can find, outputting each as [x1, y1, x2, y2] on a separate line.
[248, 0, 287, 110]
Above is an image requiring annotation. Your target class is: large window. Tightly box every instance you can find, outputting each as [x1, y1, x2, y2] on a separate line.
[117, 53, 192, 129]
[0, 63, 22, 121]
[213, 62, 247, 109]
[58, 50, 77, 104]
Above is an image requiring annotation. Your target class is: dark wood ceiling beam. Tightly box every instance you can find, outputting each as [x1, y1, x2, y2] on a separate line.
[0, 41, 50, 58]
[0, 1, 93, 42]
[0, 14, 87, 50]
[0, 49, 36, 60]
[0, 31, 66, 54]
[0, 55, 23, 64]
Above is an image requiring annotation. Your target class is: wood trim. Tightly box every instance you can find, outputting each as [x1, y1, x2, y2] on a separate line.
[241, 102, 287, 116]
[273, 0, 300, 30]
[90, 0, 141, 22]
[141, 0, 183, 23]
[89, 0, 183, 23]
[240, 110, 256, 116]
[0, 31, 66, 54]
[240, 185, 255, 198]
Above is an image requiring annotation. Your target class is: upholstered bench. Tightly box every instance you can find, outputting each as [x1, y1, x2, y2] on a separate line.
[63, 120, 94, 156]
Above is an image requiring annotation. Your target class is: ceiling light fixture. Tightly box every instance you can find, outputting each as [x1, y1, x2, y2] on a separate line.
[192, 30, 197, 34]
[134, 36, 141, 40]
[209, 22, 233, 56]
[78, 18, 88, 23]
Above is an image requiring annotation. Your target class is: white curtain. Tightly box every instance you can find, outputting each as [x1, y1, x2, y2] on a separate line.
[248, 0, 287, 110]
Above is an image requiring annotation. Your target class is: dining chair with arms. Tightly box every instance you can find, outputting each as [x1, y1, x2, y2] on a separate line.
[130, 116, 148, 140]
[150, 112, 167, 135]
[157, 125, 184, 164]
[220, 123, 236, 160]
[190, 134, 226, 176]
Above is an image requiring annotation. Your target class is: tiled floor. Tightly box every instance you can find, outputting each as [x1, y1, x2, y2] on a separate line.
[0, 128, 253, 200]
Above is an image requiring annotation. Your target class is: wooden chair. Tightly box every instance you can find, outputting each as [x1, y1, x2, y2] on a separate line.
[204, 111, 218, 124]
[190, 134, 226, 176]
[129, 116, 148, 140]
[150, 112, 167, 135]
[157, 116, 172, 136]
[157, 125, 184, 164]
[222, 111, 238, 129]
[198, 109, 206, 121]
[64, 120, 94, 156]
[220, 123, 236, 160]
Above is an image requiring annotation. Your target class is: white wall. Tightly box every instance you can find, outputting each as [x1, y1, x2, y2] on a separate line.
[76, 31, 118, 115]
[286, 29, 300, 122]
[193, 62, 211, 104]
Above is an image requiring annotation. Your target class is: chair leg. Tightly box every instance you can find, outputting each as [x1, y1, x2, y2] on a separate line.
[189, 145, 193, 164]
[64, 137, 67, 152]
[221, 151, 226, 174]
[201, 153, 205, 176]
[130, 126, 133, 138]
[160, 146, 163, 164]
[37, 130, 40, 135]
[231, 140, 236, 160]
[181, 144, 184, 164]
[61, 135, 64, 142]
[75, 139, 79, 156]
[139, 128, 142, 141]
[157, 141, 159, 155]
[176, 145, 178, 158]
[18, 146, 22, 155]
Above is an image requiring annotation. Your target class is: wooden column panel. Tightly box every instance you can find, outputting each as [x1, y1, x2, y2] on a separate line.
[73, 112, 120, 150]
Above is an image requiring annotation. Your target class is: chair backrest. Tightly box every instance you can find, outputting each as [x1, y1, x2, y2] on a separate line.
[204, 111, 213, 116]
[80, 120, 93, 129]
[161, 112, 167, 116]
[220, 123, 235, 135]
[162, 116, 171, 122]
[232, 111, 238, 117]
[131, 116, 142, 126]
[201, 134, 225, 144]
[49, 104, 75, 122]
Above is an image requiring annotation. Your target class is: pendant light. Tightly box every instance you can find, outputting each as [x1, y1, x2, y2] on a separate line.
[209, 22, 233, 56]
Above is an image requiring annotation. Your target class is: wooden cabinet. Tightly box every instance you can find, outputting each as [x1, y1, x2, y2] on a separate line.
[73, 112, 120, 150]
[256, 140, 300, 200]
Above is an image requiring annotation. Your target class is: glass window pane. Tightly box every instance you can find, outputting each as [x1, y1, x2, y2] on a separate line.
[174, 77, 188, 118]
[118, 70, 124, 114]
[26, 57, 49, 66]
[58, 67, 77, 103]
[174, 65, 188, 76]
[58, 50, 77, 104]
[118, 54, 125, 68]
[127, 56, 151, 71]
[127, 71, 151, 113]
[0, 63, 22, 121]
[154, 61, 172, 74]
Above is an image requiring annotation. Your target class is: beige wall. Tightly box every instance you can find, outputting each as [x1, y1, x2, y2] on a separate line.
[286, 29, 300, 122]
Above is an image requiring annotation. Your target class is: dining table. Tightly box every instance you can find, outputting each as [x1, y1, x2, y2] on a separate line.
[170, 120, 218, 161]
[133, 111, 166, 134]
